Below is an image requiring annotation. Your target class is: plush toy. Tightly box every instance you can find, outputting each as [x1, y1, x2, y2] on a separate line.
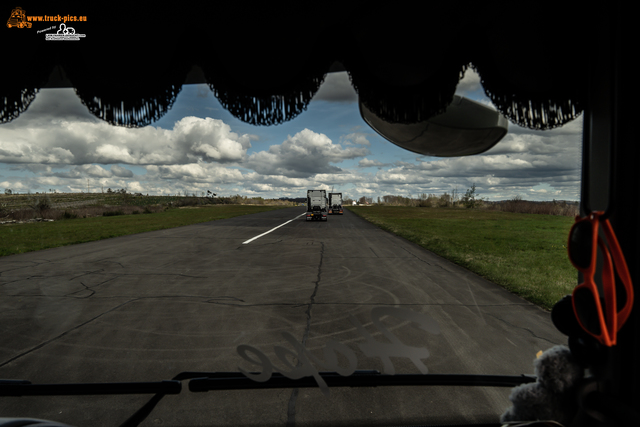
[501, 345, 584, 426]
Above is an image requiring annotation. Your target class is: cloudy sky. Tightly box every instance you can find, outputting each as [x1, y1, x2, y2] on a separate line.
[0, 68, 583, 202]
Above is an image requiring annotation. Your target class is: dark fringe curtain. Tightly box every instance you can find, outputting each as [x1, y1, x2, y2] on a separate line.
[0, 63, 583, 130]
[203, 56, 332, 126]
[59, 57, 188, 128]
[470, 66, 584, 131]
[208, 75, 326, 126]
[466, 2, 588, 130]
[0, 87, 39, 124]
[47, 6, 188, 128]
[0, 72, 184, 128]
[0, 3, 592, 130]
[73, 85, 182, 128]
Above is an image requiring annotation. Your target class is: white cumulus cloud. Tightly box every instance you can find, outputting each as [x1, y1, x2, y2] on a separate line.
[246, 129, 370, 178]
[0, 99, 253, 166]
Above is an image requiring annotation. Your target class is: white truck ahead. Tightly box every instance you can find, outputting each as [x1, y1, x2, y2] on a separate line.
[328, 193, 343, 214]
[306, 190, 327, 221]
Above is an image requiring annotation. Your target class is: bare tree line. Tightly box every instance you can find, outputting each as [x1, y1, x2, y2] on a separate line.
[361, 192, 578, 217]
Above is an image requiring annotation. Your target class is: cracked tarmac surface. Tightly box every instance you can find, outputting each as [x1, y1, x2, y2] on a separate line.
[0, 207, 567, 426]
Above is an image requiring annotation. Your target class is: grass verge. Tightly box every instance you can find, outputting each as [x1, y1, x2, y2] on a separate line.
[0, 205, 286, 257]
[348, 206, 576, 311]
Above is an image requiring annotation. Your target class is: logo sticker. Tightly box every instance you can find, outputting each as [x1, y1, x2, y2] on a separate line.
[6, 7, 31, 28]
[45, 23, 85, 41]
[6, 7, 88, 41]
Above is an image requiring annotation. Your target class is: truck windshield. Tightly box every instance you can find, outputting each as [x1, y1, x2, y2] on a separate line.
[0, 68, 581, 426]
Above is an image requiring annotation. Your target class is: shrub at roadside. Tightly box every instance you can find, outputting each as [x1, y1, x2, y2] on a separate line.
[62, 211, 78, 219]
[486, 197, 578, 216]
[1, 203, 166, 222]
[462, 184, 481, 208]
[375, 191, 577, 217]
[27, 193, 52, 214]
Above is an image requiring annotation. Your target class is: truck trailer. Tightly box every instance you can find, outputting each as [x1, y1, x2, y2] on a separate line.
[306, 190, 327, 221]
[328, 193, 343, 214]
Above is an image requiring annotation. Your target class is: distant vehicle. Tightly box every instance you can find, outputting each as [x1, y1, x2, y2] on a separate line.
[329, 193, 343, 215]
[6, 7, 32, 28]
[306, 190, 327, 221]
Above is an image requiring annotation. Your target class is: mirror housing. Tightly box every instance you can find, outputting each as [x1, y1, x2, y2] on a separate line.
[360, 95, 509, 157]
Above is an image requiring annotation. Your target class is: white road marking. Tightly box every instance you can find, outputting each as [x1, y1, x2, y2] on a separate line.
[242, 212, 307, 244]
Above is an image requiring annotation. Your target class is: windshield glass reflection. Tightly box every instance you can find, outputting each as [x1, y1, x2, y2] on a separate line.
[0, 69, 581, 426]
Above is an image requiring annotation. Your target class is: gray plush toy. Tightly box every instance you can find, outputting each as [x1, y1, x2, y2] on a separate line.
[501, 345, 584, 426]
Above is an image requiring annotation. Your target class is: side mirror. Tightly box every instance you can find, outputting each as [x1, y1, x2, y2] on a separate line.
[359, 95, 509, 157]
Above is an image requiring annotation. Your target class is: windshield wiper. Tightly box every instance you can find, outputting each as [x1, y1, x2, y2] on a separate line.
[1, 371, 536, 427]
[0, 379, 181, 396]
[188, 370, 536, 391]
[2, 371, 535, 397]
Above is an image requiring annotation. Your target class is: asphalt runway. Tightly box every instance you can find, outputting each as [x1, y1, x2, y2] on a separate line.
[0, 207, 567, 426]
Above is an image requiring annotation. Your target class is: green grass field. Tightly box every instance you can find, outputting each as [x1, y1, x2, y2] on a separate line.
[0, 205, 285, 257]
[348, 206, 577, 310]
